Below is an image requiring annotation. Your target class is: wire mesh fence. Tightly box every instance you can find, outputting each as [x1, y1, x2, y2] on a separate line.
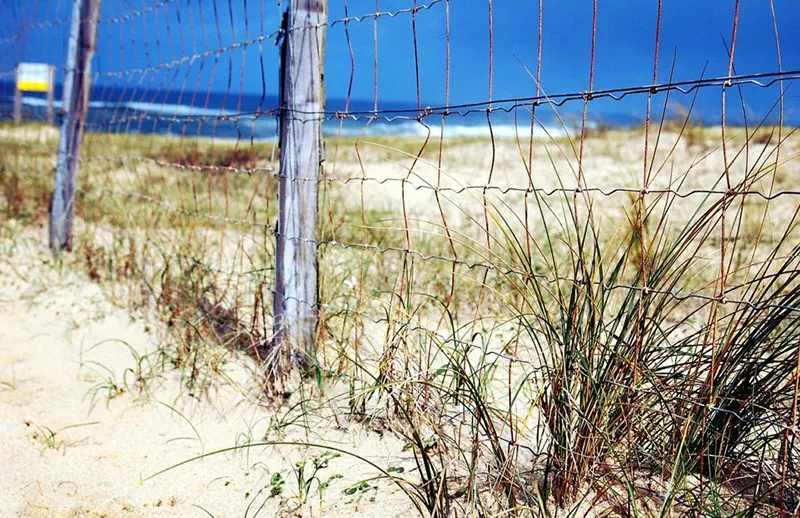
[1, 0, 800, 515]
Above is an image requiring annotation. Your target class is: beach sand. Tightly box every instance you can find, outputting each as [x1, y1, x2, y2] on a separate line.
[0, 228, 416, 517]
[1, 123, 798, 516]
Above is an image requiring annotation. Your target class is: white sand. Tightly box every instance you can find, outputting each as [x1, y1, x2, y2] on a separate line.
[0, 228, 416, 518]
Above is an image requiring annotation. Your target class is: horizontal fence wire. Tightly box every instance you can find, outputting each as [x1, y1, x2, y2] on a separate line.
[74, 70, 800, 127]
[77, 152, 800, 201]
[68, 175, 800, 314]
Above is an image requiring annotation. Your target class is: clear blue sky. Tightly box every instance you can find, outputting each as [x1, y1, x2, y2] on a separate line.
[1, 0, 798, 118]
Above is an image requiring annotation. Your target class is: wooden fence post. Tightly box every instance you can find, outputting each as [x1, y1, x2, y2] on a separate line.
[47, 65, 56, 126]
[13, 64, 21, 124]
[270, 0, 327, 381]
[49, 0, 101, 253]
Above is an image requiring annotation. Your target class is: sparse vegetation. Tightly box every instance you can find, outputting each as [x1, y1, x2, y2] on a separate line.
[1, 111, 799, 516]
[24, 420, 100, 454]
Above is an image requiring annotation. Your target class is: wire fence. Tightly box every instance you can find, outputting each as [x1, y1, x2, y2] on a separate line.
[1, 0, 799, 514]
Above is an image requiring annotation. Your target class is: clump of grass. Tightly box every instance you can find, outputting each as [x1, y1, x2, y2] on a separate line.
[0, 164, 52, 223]
[658, 241, 800, 512]
[151, 143, 274, 170]
[466, 117, 800, 515]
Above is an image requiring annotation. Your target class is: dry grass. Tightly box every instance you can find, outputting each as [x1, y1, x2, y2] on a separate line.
[1, 114, 799, 516]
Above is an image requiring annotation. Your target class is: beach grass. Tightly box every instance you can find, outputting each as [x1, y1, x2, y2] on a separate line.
[1, 117, 799, 516]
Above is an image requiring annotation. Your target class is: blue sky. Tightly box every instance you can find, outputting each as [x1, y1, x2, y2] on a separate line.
[1, 0, 798, 119]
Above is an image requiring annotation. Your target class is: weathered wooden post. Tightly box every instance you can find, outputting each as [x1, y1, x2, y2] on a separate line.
[47, 65, 56, 126]
[269, 0, 327, 381]
[50, 0, 101, 253]
[13, 64, 21, 124]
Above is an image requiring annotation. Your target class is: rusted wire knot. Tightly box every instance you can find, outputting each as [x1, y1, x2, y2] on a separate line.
[333, 111, 347, 120]
[581, 91, 594, 101]
[416, 107, 433, 121]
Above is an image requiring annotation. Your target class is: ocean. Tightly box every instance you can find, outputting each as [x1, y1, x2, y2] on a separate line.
[4, 80, 788, 141]
[0, 81, 650, 142]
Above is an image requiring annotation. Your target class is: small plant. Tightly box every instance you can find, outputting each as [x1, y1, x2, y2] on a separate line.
[25, 420, 99, 454]
[83, 365, 125, 410]
[290, 452, 343, 509]
[269, 472, 285, 498]
[343, 480, 378, 508]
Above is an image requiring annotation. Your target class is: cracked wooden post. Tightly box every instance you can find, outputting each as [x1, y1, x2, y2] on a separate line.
[49, 0, 101, 253]
[270, 0, 327, 382]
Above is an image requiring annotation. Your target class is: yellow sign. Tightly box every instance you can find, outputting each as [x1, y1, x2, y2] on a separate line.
[17, 81, 49, 92]
[17, 63, 52, 93]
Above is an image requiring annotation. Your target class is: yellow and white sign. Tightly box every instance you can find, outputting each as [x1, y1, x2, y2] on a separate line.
[17, 63, 52, 92]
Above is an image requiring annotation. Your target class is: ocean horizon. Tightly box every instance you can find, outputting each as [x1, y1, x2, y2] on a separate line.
[1, 80, 793, 141]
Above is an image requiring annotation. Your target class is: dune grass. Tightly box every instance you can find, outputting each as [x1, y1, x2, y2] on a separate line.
[1, 113, 799, 516]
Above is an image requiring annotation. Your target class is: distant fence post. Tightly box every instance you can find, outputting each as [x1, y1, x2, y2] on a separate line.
[270, 0, 327, 381]
[13, 64, 21, 124]
[47, 65, 56, 126]
[49, 0, 101, 253]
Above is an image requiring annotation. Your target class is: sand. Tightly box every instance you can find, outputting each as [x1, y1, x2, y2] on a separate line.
[0, 227, 416, 518]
